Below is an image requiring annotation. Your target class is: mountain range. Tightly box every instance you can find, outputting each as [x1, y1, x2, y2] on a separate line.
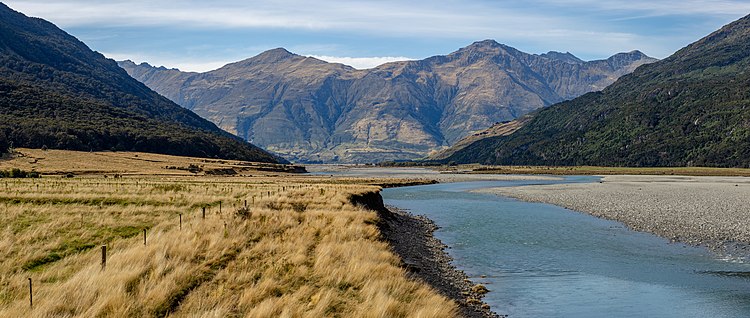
[120, 41, 655, 163]
[0, 3, 279, 163]
[441, 13, 750, 167]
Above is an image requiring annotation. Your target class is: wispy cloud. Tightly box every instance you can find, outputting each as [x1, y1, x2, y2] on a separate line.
[102, 52, 230, 72]
[104, 50, 414, 72]
[8, 0, 748, 31]
[5, 0, 555, 36]
[2, 0, 640, 56]
[308, 55, 413, 69]
[532, 0, 750, 17]
[5, 0, 749, 66]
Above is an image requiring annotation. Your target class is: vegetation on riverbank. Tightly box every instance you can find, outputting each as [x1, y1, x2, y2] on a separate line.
[464, 165, 750, 176]
[377, 160, 750, 177]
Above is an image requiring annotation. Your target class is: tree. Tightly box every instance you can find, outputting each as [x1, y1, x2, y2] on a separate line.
[0, 131, 8, 155]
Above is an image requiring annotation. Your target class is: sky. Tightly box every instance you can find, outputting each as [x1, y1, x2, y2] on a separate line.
[5, 0, 750, 72]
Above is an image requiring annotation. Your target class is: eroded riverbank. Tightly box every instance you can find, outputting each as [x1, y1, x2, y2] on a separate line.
[379, 206, 500, 318]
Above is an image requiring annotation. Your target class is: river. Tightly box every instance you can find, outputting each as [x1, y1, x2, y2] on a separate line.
[377, 175, 750, 318]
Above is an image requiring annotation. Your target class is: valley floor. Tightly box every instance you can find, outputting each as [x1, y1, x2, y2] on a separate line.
[0, 149, 522, 317]
[0, 150, 481, 317]
[477, 175, 750, 256]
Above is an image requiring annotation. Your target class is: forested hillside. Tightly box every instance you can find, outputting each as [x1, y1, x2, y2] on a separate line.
[0, 3, 280, 163]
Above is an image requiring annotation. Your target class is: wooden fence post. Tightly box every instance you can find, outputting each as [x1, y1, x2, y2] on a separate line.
[101, 245, 106, 270]
[28, 278, 32, 309]
[143, 229, 147, 246]
[179, 214, 182, 230]
[202, 207, 206, 219]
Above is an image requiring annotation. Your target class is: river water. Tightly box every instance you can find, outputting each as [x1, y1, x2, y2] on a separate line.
[379, 176, 750, 318]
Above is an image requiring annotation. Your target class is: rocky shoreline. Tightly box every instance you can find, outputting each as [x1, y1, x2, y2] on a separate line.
[377, 205, 501, 318]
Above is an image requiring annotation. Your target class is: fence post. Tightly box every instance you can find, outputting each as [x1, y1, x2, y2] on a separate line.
[202, 207, 206, 219]
[28, 278, 32, 309]
[101, 245, 106, 270]
[179, 214, 182, 230]
[219, 201, 222, 214]
[143, 229, 147, 246]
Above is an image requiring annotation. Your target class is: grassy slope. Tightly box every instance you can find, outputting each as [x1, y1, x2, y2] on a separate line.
[0, 173, 456, 317]
[0, 148, 301, 176]
[446, 14, 750, 167]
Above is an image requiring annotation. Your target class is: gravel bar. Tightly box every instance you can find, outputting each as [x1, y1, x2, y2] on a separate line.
[476, 175, 750, 255]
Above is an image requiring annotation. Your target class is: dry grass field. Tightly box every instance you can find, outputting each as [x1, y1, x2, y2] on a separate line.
[0, 149, 305, 176]
[0, 151, 457, 317]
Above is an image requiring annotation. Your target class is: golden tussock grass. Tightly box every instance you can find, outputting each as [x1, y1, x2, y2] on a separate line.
[0, 148, 301, 176]
[0, 173, 457, 317]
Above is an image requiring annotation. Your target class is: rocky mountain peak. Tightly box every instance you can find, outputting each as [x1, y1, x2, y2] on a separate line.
[606, 50, 656, 69]
[446, 39, 519, 66]
[540, 51, 584, 64]
[239, 47, 298, 65]
[459, 39, 509, 54]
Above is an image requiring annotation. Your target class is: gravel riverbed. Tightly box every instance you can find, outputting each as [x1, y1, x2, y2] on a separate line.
[476, 175, 750, 256]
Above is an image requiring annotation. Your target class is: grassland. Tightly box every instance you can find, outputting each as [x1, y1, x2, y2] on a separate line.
[0, 151, 457, 317]
[0, 149, 304, 176]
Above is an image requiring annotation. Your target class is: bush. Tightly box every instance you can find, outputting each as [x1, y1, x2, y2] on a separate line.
[235, 206, 251, 219]
[0, 168, 41, 178]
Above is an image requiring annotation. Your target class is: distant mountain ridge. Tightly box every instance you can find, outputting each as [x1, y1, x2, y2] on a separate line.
[0, 3, 280, 163]
[121, 40, 656, 163]
[443, 14, 750, 167]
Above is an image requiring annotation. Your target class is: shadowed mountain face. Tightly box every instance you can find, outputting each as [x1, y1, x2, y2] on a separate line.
[0, 4, 281, 163]
[120, 40, 655, 163]
[444, 14, 750, 167]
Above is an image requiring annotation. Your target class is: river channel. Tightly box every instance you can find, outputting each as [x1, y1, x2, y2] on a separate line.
[379, 176, 750, 318]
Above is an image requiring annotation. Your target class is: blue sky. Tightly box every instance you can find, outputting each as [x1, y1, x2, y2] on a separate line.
[5, 0, 750, 71]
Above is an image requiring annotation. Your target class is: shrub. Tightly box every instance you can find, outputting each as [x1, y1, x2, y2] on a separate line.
[0, 168, 41, 178]
[234, 206, 251, 219]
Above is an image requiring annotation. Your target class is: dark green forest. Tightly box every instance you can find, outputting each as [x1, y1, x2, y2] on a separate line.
[0, 129, 7, 154]
[0, 3, 280, 163]
[446, 14, 750, 167]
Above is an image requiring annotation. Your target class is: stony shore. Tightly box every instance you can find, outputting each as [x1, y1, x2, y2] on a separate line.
[476, 175, 750, 255]
[377, 206, 500, 318]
